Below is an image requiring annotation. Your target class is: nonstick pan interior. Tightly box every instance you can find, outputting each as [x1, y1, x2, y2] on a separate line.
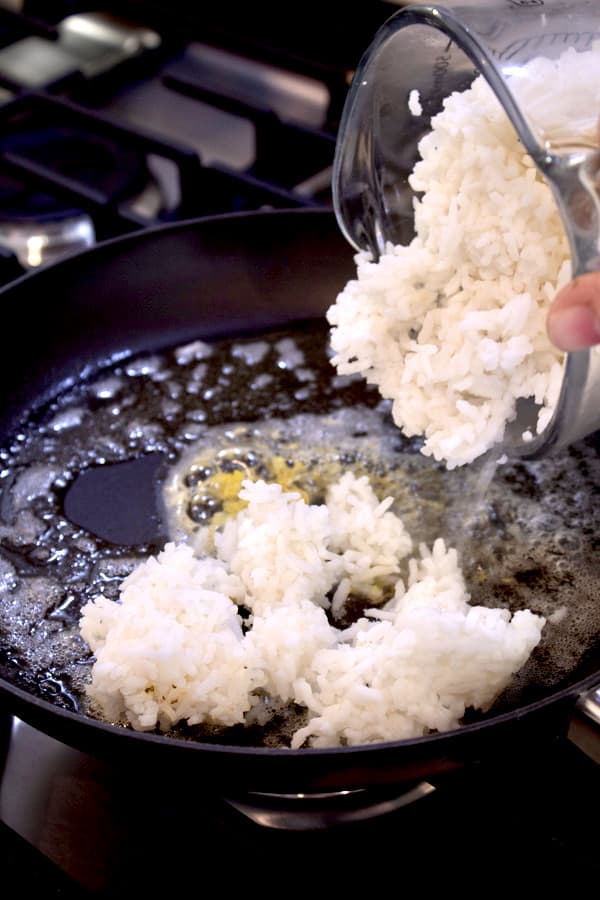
[0, 210, 599, 792]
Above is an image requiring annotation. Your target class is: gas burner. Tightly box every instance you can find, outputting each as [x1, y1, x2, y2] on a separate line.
[0, 117, 170, 267]
[2, 124, 150, 203]
[0, 122, 143, 267]
[0, 209, 94, 268]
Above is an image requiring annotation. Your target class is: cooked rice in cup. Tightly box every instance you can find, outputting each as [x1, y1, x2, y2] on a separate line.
[328, 47, 600, 469]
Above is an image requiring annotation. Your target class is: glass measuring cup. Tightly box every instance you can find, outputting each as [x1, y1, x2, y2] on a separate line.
[332, 0, 600, 459]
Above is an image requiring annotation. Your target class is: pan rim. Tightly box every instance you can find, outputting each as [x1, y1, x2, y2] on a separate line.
[0, 666, 597, 758]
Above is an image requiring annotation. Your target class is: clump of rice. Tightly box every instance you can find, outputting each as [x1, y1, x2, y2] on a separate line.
[292, 540, 542, 748]
[80, 474, 544, 747]
[79, 548, 256, 731]
[327, 48, 600, 468]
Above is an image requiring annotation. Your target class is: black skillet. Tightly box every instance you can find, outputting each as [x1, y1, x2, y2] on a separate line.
[0, 208, 598, 794]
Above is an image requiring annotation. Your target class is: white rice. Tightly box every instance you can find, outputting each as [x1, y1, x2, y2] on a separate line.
[407, 88, 422, 116]
[79, 548, 255, 731]
[327, 47, 600, 468]
[292, 541, 543, 748]
[80, 474, 545, 746]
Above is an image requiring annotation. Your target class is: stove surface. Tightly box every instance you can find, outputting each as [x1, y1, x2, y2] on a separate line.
[1, 714, 599, 895]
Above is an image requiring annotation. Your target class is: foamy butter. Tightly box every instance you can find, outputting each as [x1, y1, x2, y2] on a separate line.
[0, 323, 597, 735]
[162, 408, 411, 541]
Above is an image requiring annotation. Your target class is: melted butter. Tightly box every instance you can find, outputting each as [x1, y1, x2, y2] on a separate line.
[171, 448, 310, 533]
[162, 410, 424, 542]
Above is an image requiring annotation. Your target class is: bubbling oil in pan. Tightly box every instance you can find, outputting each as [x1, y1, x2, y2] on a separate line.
[0, 322, 599, 745]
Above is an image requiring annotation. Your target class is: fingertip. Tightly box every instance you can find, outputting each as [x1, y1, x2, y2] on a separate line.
[551, 272, 600, 315]
[547, 303, 600, 351]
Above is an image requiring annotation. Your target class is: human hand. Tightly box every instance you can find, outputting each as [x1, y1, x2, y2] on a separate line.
[547, 273, 600, 351]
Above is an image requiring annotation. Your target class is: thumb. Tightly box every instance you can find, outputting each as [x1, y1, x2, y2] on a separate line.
[547, 272, 600, 351]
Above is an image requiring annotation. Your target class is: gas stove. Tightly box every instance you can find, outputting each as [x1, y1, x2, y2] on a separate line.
[0, 1, 599, 894]
[0, 1, 396, 273]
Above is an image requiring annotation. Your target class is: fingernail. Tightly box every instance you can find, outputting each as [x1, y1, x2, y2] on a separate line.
[547, 304, 600, 352]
